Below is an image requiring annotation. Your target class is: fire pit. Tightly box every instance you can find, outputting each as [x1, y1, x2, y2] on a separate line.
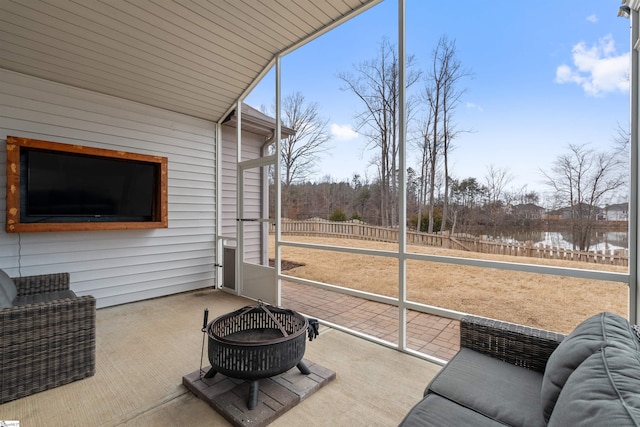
[204, 302, 316, 410]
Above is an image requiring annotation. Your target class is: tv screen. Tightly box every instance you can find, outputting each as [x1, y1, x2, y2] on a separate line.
[20, 148, 158, 223]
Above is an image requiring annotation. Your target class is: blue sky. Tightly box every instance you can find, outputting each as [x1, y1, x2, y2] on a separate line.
[245, 1, 630, 201]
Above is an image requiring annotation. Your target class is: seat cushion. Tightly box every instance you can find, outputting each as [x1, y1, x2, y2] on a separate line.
[548, 346, 640, 426]
[0, 269, 17, 308]
[427, 347, 546, 427]
[541, 312, 638, 422]
[13, 290, 77, 306]
[399, 393, 506, 427]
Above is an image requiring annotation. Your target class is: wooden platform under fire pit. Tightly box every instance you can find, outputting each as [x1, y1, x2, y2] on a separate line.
[183, 359, 336, 427]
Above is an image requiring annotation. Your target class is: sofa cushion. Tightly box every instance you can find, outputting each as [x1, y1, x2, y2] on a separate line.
[427, 347, 546, 427]
[399, 393, 506, 427]
[548, 346, 640, 426]
[541, 312, 638, 422]
[0, 269, 17, 308]
[13, 290, 77, 306]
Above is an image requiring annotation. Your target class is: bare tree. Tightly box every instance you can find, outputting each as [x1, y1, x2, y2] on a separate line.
[613, 122, 631, 197]
[280, 93, 331, 184]
[414, 107, 437, 230]
[439, 38, 470, 233]
[542, 143, 626, 251]
[338, 37, 420, 226]
[613, 122, 630, 154]
[484, 165, 513, 230]
[421, 36, 470, 233]
[277, 92, 331, 217]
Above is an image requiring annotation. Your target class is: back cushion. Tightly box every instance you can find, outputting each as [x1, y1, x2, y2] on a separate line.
[548, 346, 640, 426]
[541, 312, 639, 422]
[0, 269, 17, 308]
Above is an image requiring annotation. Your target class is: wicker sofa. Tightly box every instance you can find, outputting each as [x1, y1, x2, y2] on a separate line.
[400, 312, 640, 426]
[0, 270, 96, 404]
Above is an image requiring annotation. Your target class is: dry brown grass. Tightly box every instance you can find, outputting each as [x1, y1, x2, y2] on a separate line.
[272, 235, 628, 333]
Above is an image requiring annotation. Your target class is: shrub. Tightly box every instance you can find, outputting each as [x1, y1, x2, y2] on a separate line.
[409, 208, 445, 232]
[329, 208, 347, 222]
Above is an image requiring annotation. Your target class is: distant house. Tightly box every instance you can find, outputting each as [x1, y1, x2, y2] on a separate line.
[545, 204, 603, 221]
[545, 208, 564, 221]
[511, 203, 545, 220]
[545, 207, 575, 220]
[603, 203, 628, 221]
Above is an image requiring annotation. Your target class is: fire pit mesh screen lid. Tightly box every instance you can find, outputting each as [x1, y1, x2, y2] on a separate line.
[207, 303, 309, 380]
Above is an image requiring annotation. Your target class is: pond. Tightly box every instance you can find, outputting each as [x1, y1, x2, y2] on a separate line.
[482, 229, 628, 252]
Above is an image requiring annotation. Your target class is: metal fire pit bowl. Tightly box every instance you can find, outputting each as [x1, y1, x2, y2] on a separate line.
[204, 302, 311, 410]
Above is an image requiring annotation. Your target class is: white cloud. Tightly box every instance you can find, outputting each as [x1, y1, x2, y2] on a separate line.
[555, 34, 629, 97]
[331, 123, 359, 140]
[466, 102, 484, 112]
[586, 14, 598, 23]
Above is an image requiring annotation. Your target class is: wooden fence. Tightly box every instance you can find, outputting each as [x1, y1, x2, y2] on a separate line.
[270, 218, 629, 267]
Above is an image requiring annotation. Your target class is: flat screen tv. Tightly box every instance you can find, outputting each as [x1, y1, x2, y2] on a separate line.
[22, 149, 156, 222]
[6, 136, 168, 232]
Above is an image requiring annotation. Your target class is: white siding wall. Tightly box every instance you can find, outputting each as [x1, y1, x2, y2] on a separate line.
[220, 126, 265, 264]
[0, 70, 217, 308]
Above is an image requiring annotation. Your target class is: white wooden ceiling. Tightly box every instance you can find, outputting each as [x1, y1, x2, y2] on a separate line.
[0, 0, 380, 122]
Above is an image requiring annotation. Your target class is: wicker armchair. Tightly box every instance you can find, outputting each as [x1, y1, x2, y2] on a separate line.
[0, 272, 96, 404]
[460, 315, 565, 373]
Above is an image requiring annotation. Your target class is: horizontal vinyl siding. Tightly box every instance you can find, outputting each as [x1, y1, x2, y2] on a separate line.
[0, 69, 216, 307]
[242, 166, 263, 262]
[220, 126, 264, 264]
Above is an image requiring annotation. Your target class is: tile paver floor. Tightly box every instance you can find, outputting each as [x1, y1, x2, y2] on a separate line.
[282, 281, 460, 361]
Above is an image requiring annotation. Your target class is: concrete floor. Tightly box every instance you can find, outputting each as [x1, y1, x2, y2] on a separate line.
[0, 289, 442, 426]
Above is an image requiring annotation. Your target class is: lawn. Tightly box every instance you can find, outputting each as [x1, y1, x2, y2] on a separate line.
[272, 235, 628, 333]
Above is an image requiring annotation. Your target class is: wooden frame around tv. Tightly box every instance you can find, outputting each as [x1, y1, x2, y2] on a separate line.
[5, 136, 168, 233]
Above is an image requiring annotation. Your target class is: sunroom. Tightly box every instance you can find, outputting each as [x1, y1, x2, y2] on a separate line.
[1, 0, 639, 425]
